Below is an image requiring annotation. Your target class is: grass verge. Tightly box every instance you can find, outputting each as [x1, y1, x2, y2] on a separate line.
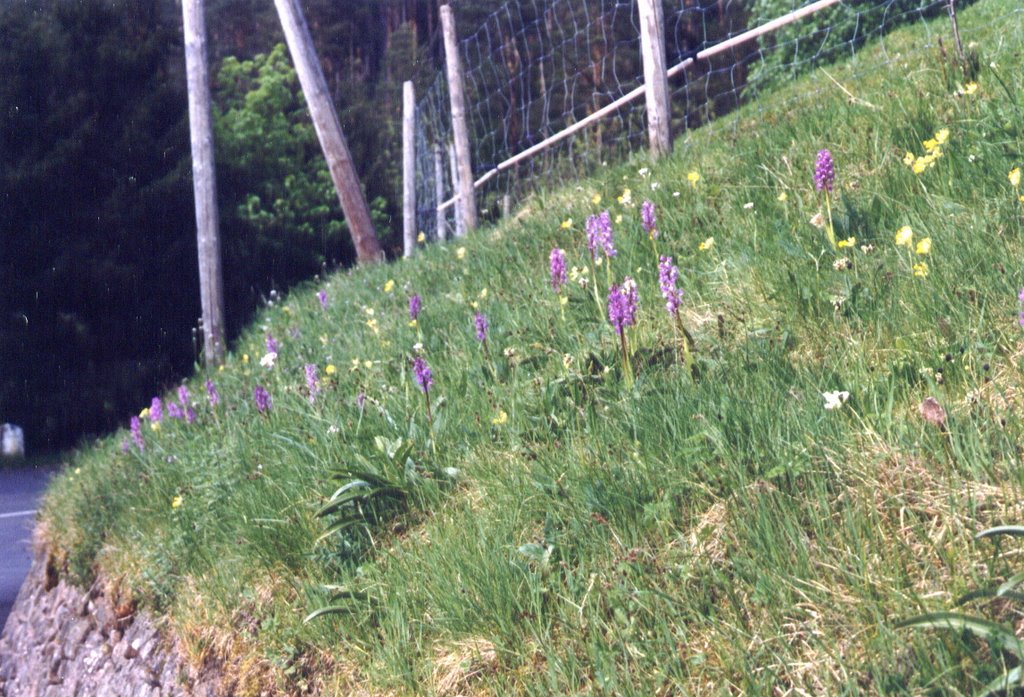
[40, 0, 1024, 693]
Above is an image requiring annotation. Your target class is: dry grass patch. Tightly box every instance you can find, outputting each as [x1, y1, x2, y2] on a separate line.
[431, 637, 499, 697]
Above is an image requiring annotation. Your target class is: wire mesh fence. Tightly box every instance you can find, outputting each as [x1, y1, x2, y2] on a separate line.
[412, 0, 992, 242]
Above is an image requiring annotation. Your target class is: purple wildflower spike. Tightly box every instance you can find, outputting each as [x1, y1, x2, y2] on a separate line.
[815, 149, 835, 192]
[409, 294, 422, 321]
[641, 200, 657, 239]
[550, 248, 567, 292]
[130, 416, 145, 451]
[317, 290, 328, 309]
[658, 256, 683, 315]
[149, 397, 163, 423]
[413, 356, 433, 393]
[206, 379, 220, 407]
[305, 363, 320, 403]
[253, 386, 271, 414]
[607, 277, 639, 335]
[266, 333, 279, 354]
[474, 313, 489, 342]
[586, 210, 616, 260]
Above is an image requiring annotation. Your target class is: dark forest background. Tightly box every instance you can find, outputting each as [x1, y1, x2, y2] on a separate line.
[0, 0, 458, 451]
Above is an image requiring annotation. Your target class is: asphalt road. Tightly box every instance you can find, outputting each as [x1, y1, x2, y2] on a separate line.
[0, 463, 59, 632]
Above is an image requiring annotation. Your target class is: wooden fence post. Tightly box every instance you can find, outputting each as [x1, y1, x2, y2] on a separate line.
[638, 0, 672, 159]
[433, 143, 447, 241]
[440, 4, 477, 234]
[182, 0, 226, 366]
[448, 142, 466, 239]
[402, 81, 416, 258]
[273, 0, 383, 264]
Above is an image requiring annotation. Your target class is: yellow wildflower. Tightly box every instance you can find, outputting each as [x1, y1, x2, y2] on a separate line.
[687, 171, 701, 187]
[139, 407, 150, 419]
[363, 306, 375, 316]
[491, 410, 509, 426]
[559, 296, 568, 306]
[777, 191, 788, 202]
[417, 231, 426, 243]
[383, 279, 395, 293]
[350, 358, 361, 371]
[560, 218, 572, 230]
[964, 81, 978, 95]
[456, 246, 467, 260]
[171, 495, 183, 509]
[837, 236, 857, 248]
[617, 188, 632, 206]
[911, 154, 937, 174]
[366, 318, 379, 334]
[591, 193, 602, 205]
[1010, 167, 1021, 188]
[150, 421, 161, 432]
[934, 128, 949, 146]
[915, 237, 932, 255]
[922, 138, 939, 152]
[363, 360, 373, 370]
[479, 288, 488, 299]
[902, 151, 915, 166]
[614, 214, 623, 225]
[242, 354, 250, 364]
[895, 226, 913, 246]
[325, 364, 336, 375]
[913, 261, 929, 278]
[698, 237, 714, 251]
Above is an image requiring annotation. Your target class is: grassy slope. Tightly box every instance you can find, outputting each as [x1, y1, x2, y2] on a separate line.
[42, 1, 1024, 694]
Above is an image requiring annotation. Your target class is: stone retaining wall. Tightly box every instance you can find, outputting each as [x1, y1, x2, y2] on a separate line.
[0, 545, 220, 697]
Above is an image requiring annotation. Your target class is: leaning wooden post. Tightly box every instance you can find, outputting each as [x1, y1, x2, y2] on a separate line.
[638, 0, 672, 159]
[273, 0, 383, 264]
[182, 0, 226, 366]
[402, 81, 416, 258]
[448, 141, 466, 239]
[946, 0, 967, 71]
[433, 143, 447, 241]
[440, 4, 477, 234]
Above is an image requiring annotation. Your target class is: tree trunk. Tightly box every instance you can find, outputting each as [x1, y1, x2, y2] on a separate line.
[639, 0, 672, 158]
[272, 0, 383, 264]
[402, 81, 416, 258]
[440, 4, 477, 234]
[182, 0, 226, 367]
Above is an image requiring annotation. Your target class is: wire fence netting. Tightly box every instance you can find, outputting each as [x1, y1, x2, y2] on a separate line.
[413, 0, 997, 241]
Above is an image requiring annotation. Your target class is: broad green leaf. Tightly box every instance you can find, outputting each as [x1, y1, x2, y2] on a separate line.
[976, 526, 1024, 541]
[897, 612, 1024, 658]
[976, 665, 1024, 697]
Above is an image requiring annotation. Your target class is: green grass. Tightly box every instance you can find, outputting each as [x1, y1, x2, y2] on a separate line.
[40, 1, 1024, 693]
